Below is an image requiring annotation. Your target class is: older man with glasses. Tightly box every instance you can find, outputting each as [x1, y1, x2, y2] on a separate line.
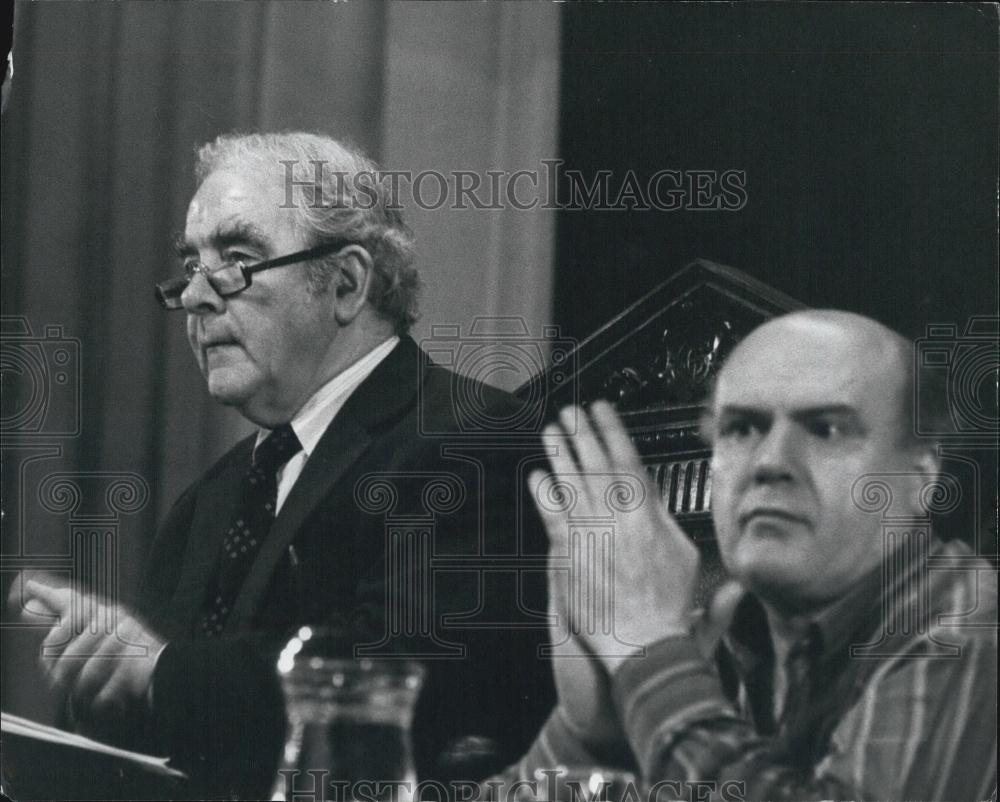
[18, 131, 554, 797]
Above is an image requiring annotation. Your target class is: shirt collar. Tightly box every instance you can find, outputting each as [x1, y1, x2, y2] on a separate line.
[255, 336, 399, 457]
[807, 555, 886, 659]
[723, 533, 935, 673]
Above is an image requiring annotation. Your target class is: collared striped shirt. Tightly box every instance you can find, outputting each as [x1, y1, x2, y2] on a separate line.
[510, 535, 996, 801]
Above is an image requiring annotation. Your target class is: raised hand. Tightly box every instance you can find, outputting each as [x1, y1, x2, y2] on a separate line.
[530, 400, 702, 673]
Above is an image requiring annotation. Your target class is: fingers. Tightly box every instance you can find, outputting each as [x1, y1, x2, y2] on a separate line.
[42, 600, 105, 691]
[537, 403, 635, 508]
[40, 602, 161, 718]
[531, 402, 653, 561]
[20, 578, 73, 619]
[560, 406, 612, 476]
[546, 567, 571, 638]
[23, 571, 68, 592]
[38, 591, 121, 700]
[529, 464, 576, 636]
[8, 582, 59, 625]
[73, 617, 134, 714]
[541, 422, 578, 479]
[38, 585, 89, 669]
[529, 468, 564, 526]
[51, 634, 106, 706]
[590, 399, 643, 471]
[541, 404, 620, 484]
[21, 576, 161, 722]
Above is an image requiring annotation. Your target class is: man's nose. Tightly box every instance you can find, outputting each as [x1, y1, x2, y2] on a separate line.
[751, 421, 801, 483]
[180, 271, 225, 315]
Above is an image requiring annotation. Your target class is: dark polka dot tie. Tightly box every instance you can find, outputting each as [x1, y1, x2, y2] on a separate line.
[198, 423, 302, 636]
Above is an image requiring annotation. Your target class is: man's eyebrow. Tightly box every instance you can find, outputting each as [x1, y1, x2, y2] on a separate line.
[713, 403, 859, 417]
[210, 221, 273, 253]
[712, 405, 771, 419]
[698, 405, 770, 444]
[171, 221, 274, 258]
[792, 404, 860, 418]
[171, 232, 194, 258]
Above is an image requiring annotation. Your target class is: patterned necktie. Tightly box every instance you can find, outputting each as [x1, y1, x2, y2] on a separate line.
[198, 423, 302, 636]
[778, 635, 815, 736]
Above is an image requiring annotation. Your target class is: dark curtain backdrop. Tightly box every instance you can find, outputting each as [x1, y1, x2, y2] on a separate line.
[2, 0, 387, 543]
[1, 1, 559, 724]
[553, 3, 998, 343]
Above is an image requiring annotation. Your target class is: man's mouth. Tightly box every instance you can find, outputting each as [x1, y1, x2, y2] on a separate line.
[738, 508, 810, 528]
[202, 339, 239, 351]
[201, 340, 242, 363]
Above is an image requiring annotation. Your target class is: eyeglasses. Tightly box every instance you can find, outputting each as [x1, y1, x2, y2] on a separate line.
[155, 240, 355, 310]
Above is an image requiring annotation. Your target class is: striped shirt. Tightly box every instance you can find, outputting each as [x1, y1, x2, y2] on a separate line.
[510, 534, 997, 801]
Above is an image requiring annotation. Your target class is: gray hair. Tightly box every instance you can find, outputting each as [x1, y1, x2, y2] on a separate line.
[195, 131, 420, 333]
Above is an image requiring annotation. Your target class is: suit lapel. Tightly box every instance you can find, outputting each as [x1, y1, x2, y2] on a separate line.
[164, 437, 254, 636]
[227, 336, 427, 631]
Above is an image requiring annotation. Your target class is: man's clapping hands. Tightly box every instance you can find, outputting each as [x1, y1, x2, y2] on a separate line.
[529, 401, 742, 738]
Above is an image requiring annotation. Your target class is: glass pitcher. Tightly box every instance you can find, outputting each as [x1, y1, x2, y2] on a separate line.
[272, 627, 426, 802]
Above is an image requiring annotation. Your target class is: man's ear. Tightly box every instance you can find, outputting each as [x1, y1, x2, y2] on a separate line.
[912, 446, 940, 481]
[904, 442, 942, 516]
[331, 245, 375, 325]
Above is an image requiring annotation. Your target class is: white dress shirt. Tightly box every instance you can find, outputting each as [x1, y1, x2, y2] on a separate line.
[256, 336, 399, 514]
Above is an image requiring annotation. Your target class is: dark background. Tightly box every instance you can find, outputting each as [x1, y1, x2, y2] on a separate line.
[554, 3, 998, 343]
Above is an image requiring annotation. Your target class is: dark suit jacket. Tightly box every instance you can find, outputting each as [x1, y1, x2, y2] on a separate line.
[120, 337, 554, 798]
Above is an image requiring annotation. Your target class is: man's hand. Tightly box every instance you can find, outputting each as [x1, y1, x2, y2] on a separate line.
[545, 558, 626, 751]
[530, 401, 702, 673]
[11, 575, 166, 724]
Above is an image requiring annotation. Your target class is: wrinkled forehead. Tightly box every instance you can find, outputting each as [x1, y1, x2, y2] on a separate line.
[184, 166, 298, 243]
[712, 315, 908, 416]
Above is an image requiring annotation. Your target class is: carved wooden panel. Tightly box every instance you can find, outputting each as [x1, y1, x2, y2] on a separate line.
[520, 259, 807, 535]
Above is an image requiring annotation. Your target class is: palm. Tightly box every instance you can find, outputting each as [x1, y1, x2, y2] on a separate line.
[532, 401, 701, 671]
[547, 568, 624, 750]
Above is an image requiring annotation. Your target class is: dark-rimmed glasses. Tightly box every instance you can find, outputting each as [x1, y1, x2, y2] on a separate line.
[155, 240, 355, 310]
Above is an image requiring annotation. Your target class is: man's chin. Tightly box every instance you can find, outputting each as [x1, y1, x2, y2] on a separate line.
[205, 372, 256, 410]
[725, 541, 808, 595]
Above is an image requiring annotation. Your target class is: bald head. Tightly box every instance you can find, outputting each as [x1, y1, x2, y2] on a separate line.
[709, 310, 918, 447]
[733, 309, 911, 360]
[719, 309, 913, 432]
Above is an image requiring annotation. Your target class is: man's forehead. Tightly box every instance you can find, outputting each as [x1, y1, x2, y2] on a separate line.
[184, 166, 296, 243]
[174, 219, 274, 256]
[712, 313, 906, 412]
[186, 168, 258, 215]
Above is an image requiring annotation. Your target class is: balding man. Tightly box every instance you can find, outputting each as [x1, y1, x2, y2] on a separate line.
[15, 132, 553, 797]
[513, 310, 996, 801]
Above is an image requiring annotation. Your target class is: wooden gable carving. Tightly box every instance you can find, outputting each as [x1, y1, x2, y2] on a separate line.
[519, 259, 807, 548]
